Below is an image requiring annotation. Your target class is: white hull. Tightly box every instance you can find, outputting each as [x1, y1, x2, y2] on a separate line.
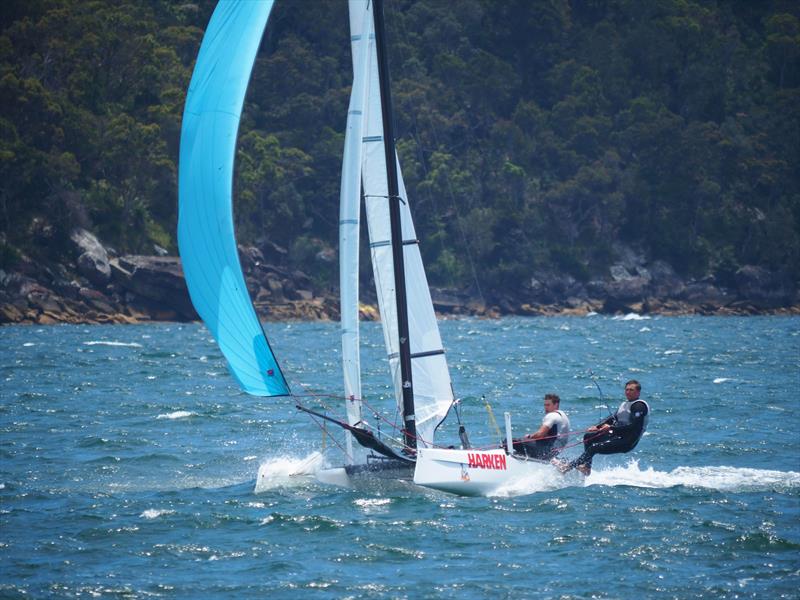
[256, 449, 567, 497]
[414, 447, 559, 496]
[317, 460, 414, 490]
[254, 454, 414, 492]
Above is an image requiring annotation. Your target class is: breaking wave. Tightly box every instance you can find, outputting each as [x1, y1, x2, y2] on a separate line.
[140, 509, 175, 520]
[156, 410, 195, 420]
[254, 452, 324, 493]
[612, 313, 650, 321]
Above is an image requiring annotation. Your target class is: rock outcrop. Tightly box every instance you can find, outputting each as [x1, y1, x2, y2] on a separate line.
[111, 255, 197, 320]
[1, 238, 798, 325]
[735, 265, 796, 308]
[70, 228, 111, 286]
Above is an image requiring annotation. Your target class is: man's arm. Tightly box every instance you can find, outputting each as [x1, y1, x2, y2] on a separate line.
[587, 422, 612, 433]
[588, 413, 614, 432]
[525, 424, 552, 440]
[589, 406, 621, 430]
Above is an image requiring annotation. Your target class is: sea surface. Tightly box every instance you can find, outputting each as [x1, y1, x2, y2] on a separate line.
[1, 316, 799, 598]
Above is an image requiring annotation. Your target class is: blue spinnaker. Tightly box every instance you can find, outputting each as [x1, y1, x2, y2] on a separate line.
[178, 0, 289, 397]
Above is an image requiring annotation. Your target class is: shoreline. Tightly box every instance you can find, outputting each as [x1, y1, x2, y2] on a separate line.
[2, 295, 799, 326]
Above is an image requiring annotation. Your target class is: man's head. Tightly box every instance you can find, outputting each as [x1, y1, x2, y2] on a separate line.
[543, 393, 560, 413]
[625, 380, 641, 401]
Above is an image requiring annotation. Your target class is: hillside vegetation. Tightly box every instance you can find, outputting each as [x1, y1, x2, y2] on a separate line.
[2, 0, 798, 295]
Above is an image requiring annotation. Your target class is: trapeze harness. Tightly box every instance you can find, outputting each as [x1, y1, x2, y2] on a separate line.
[568, 399, 650, 470]
[514, 410, 570, 460]
[610, 399, 650, 446]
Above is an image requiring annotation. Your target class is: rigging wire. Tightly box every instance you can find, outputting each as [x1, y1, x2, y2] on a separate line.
[293, 392, 418, 450]
[588, 368, 615, 421]
[307, 412, 352, 463]
[450, 398, 471, 449]
[295, 390, 603, 456]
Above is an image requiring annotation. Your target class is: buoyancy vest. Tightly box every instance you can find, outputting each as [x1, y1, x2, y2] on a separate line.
[548, 410, 570, 449]
[612, 399, 649, 448]
[516, 410, 570, 458]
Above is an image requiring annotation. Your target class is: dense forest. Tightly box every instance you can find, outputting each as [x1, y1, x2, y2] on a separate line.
[2, 0, 799, 296]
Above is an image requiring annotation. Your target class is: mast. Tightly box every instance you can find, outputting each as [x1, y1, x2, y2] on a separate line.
[372, 0, 417, 451]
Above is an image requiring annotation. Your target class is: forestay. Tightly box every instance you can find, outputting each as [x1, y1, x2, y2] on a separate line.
[348, 0, 454, 447]
[178, 0, 289, 397]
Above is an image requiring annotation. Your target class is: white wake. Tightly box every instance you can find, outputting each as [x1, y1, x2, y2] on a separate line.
[492, 468, 585, 497]
[585, 460, 800, 492]
[492, 460, 800, 498]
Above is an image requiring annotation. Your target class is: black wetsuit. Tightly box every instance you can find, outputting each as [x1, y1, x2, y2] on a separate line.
[566, 399, 649, 471]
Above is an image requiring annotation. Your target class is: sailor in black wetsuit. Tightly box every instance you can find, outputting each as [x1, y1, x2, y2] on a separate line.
[514, 393, 570, 460]
[558, 380, 649, 475]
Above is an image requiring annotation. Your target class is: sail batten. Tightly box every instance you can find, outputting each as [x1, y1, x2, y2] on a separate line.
[348, 0, 455, 448]
[178, 0, 289, 398]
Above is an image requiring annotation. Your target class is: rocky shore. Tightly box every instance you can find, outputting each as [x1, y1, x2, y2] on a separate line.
[1, 229, 798, 326]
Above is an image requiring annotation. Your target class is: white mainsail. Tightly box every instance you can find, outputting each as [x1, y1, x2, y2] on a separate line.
[340, 5, 373, 464]
[347, 0, 454, 449]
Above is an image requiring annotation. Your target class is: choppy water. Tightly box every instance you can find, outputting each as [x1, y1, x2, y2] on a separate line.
[2, 316, 799, 598]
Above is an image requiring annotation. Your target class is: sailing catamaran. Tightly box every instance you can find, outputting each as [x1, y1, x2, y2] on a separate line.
[178, 0, 562, 497]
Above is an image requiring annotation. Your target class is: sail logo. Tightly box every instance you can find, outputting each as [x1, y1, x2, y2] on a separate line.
[466, 453, 507, 470]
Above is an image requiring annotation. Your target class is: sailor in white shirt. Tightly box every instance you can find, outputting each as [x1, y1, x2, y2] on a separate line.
[514, 393, 570, 459]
